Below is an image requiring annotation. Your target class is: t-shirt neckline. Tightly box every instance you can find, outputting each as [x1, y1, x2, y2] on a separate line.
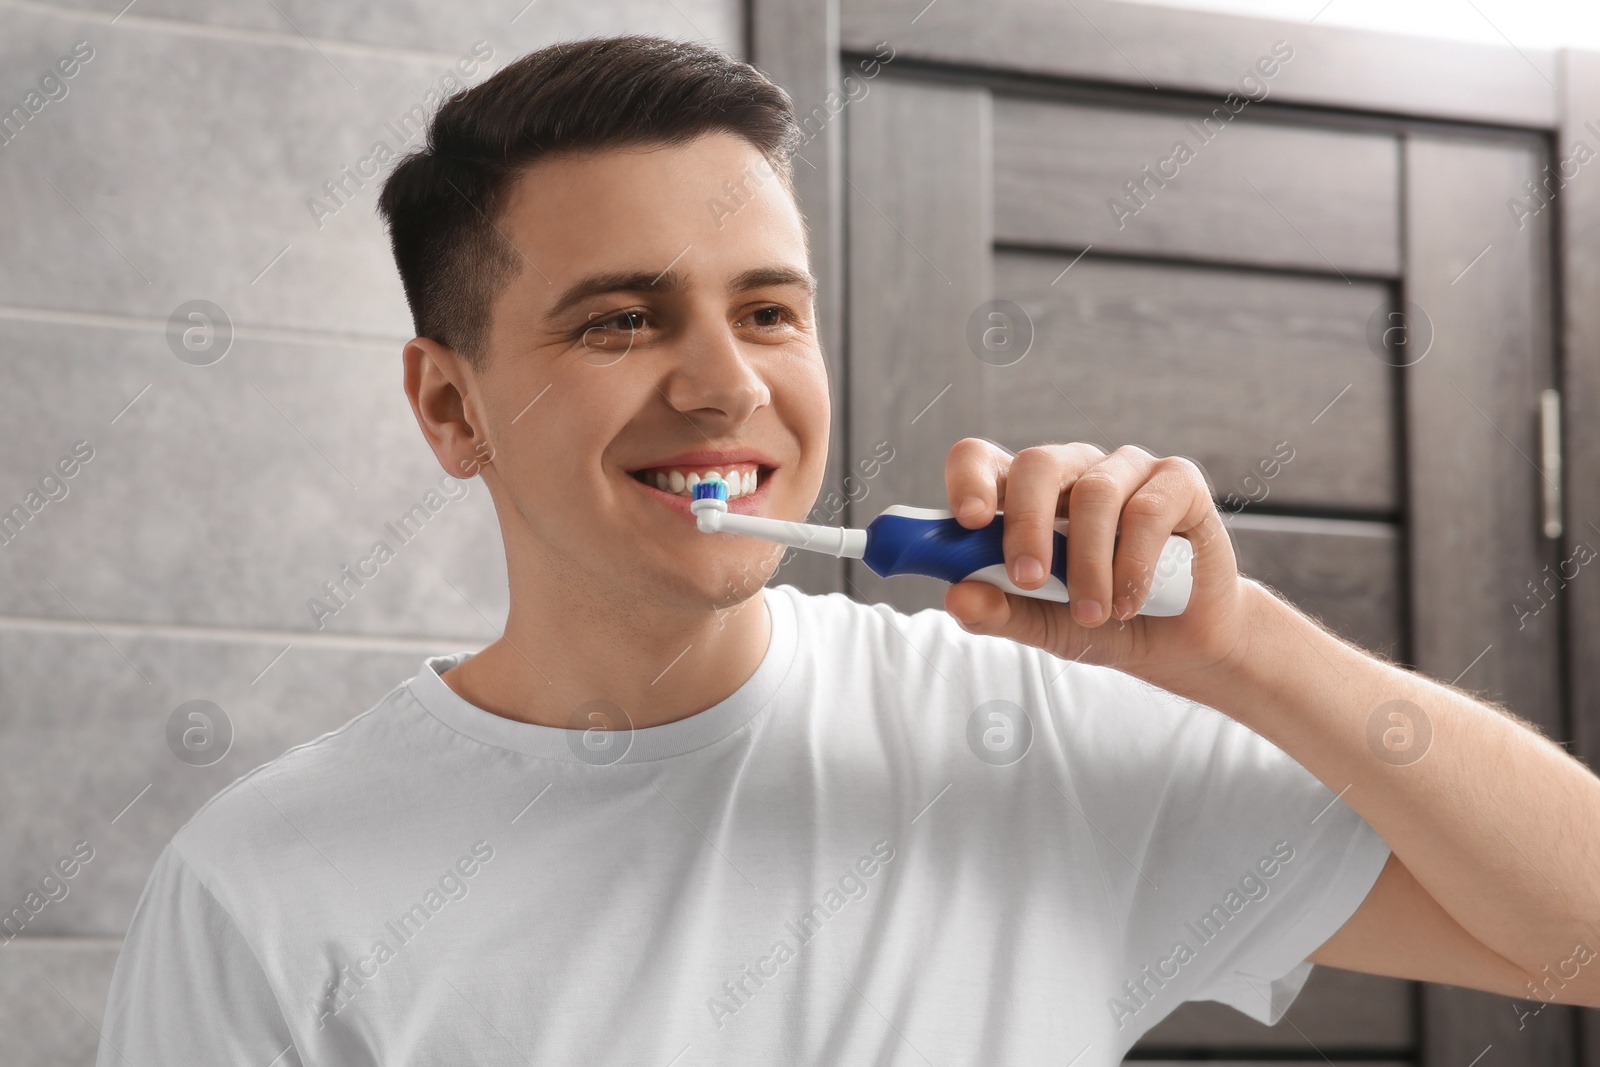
[407, 585, 798, 764]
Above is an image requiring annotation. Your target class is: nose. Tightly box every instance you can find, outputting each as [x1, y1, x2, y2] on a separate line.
[659, 314, 771, 426]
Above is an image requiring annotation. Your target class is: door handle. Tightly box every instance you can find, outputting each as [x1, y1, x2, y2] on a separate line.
[1540, 388, 1562, 540]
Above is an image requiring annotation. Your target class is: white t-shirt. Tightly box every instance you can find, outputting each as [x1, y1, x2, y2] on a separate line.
[97, 583, 1391, 1066]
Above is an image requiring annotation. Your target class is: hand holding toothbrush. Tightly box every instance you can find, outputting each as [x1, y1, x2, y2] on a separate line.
[689, 436, 1263, 684]
[937, 437, 1261, 683]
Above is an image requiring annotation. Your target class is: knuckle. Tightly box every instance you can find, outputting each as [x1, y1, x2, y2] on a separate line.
[949, 437, 985, 464]
[951, 437, 1003, 467]
[1163, 453, 1208, 485]
[1113, 443, 1152, 463]
[1012, 444, 1054, 469]
[1005, 508, 1054, 536]
[1122, 491, 1167, 521]
[1072, 469, 1121, 499]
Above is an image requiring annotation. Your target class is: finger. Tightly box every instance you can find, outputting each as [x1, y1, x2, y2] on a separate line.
[945, 579, 1129, 666]
[1064, 446, 1154, 625]
[1174, 480, 1241, 619]
[945, 580, 1054, 649]
[998, 445, 1072, 590]
[945, 437, 1013, 528]
[999, 442, 1107, 590]
[1107, 458, 1192, 620]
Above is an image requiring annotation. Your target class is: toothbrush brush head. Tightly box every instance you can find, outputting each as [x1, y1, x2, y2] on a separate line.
[691, 477, 729, 503]
[689, 476, 728, 532]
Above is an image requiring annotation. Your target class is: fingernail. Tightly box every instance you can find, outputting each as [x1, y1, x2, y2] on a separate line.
[1074, 599, 1103, 624]
[1014, 555, 1044, 584]
[958, 497, 986, 521]
[1113, 597, 1135, 619]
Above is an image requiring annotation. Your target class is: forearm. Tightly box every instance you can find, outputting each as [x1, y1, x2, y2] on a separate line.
[1142, 579, 1600, 1000]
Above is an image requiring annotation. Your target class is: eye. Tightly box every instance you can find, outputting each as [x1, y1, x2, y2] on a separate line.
[576, 308, 655, 354]
[590, 309, 649, 333]
[737, 305, 794, 329]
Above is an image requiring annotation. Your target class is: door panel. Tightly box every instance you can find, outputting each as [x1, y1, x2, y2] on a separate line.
[995, 97, 1401, 275]
[1227, 514, 1402, 659]
[1402, 133, 1573, 1067]
[1404, 135, 1561, 726]
[988, 252, 1397, 511]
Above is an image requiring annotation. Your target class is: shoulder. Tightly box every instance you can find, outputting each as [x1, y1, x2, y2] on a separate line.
[168, 676, 425, 883]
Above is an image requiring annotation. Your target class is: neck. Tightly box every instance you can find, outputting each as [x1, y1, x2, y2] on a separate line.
[439, 564, 772, 732]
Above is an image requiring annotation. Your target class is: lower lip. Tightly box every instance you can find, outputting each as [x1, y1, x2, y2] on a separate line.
[626, 469, 775, 520]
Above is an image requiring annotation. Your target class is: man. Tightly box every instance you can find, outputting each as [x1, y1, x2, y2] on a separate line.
[97, 33, 1600, 1066]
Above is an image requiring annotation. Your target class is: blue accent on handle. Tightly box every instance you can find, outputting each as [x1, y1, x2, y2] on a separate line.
[861, 512, 1064, 587]
[691, 478, 729, 502]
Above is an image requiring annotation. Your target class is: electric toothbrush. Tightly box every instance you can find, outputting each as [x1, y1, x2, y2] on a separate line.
[687, 476, 1193, 616]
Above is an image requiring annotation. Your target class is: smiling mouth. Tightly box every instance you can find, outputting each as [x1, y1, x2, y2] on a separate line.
[627, 464, 774, 501]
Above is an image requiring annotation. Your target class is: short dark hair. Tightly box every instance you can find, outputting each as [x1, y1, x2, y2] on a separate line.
[377, 34, 802, 368]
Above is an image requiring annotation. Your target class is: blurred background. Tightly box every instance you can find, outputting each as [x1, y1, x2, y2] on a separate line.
[2, 0, 1598, 1063]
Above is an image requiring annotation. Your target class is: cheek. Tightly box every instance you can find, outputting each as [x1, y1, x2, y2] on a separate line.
[492, 426, 584, 510]
[764, 356, 831, 515]
[800, 365, 833, 466]
[776, 354, 831, 443]
[502, 363, 627, 467]
[558, 379, 667, 494]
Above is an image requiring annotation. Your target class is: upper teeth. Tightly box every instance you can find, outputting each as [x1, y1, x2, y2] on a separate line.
[647, 467, 760, 499]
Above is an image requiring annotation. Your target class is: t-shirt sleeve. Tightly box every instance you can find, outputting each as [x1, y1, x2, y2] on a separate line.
[1041, 657, 1392, 1029]
[97, 841, 303, 1067]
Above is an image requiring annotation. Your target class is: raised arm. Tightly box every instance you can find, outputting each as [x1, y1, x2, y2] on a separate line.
[939, 437, 1600, 1009]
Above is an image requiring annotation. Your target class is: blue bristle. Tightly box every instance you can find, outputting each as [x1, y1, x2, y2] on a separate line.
[692, 478, 728, 502]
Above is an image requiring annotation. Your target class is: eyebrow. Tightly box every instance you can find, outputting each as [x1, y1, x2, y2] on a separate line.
[543, 265, 818, 323]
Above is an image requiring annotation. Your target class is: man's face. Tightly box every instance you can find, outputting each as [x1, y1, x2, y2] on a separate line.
[466, 131, 830, 612]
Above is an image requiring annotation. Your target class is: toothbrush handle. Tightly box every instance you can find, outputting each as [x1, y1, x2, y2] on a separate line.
[861, 510, 1193, 616]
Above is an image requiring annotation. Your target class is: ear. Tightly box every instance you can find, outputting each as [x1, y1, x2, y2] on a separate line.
[403, 337, 495, 480]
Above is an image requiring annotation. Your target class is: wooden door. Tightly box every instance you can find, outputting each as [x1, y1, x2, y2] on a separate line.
[752, 2, 1573, 1061]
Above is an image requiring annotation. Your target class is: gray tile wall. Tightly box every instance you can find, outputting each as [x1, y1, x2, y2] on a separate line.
[0, 1, 743, 1061]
